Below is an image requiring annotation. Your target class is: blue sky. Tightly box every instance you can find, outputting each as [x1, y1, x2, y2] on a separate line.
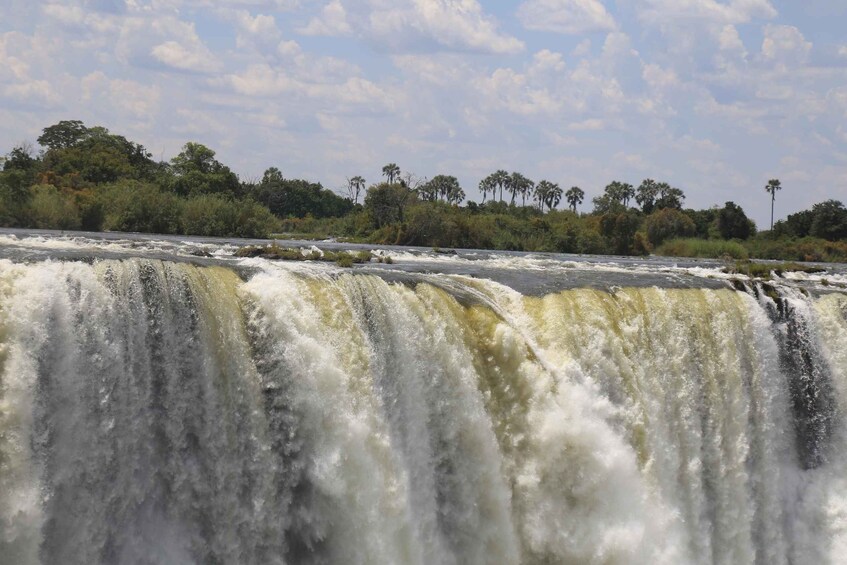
[1, 0, 845, 227]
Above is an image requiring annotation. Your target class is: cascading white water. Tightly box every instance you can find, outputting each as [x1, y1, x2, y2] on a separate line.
[1, 257, 846, 564]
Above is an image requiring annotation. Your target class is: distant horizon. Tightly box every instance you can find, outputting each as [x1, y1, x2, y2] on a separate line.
[2, 0, 846, 228]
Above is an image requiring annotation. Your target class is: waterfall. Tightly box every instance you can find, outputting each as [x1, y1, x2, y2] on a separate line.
[1, 257, 846, 564]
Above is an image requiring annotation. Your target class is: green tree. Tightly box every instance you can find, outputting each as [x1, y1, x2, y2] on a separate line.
[478, 175, 496, 203]
[636, 179, 660, 213]
[251, 168, 352, 218]
[655, 184, 685, 210]
[644, 208, 696, 246]
[507, 172, 533, 206]
[346, 175, 366, 204]
[425, 175, 463, 203]
[169, 142, 240, 197]
[485, 170, 510, 202]
[382, 163, 401, 184]
[565, 186, 584, 212]
[602, 181, 634, 207]
[600, 210, 643, 254]
[534, 180, 562, 212]
[37, 120, 88, 150]
[809, 200, 847, 241]
[364, 182, 415, 227]
[765, 178, 782, 230]
[26, 185, 81, 230]
[717, 201, 754, 240]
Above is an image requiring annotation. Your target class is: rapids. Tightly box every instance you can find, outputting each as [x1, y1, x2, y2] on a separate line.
[1, 235, 846, 564]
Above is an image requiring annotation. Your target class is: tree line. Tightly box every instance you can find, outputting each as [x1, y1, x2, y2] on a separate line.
[1, 120, 846, 261]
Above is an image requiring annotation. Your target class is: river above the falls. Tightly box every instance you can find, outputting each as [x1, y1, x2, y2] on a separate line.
[2, 227, 845, 295]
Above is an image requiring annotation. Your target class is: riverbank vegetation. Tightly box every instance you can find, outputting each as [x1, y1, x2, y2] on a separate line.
[2, 120, 846, 262]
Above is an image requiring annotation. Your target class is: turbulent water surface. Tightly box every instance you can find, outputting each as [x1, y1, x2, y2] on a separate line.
[1, 231, 847, 565]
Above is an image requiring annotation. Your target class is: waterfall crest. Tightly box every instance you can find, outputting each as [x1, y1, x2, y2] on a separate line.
[1, 258, 846, 564]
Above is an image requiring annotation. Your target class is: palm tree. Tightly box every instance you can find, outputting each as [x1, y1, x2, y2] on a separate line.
[382, 163, 400, 184]
[534, 180, 552, 211]
[347, 175, 366, 204]
[479, 176, 496, 203]
[493, 169, 509, 202]
[534, 180, 562, 212]
[636, 179, 659, 213]
[546, 182, 563, 211]
[765, 178, 782, 230]
[566, 186, 585, 212]
[508, 172, 533, 206]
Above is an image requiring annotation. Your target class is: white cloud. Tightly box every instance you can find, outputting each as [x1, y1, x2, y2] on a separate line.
[761, 25, 812, 68]
[3, 79, 59, 107]
[530, 49, 566, 74]
[717, 24, 745, 53]
[234, 11, 281, 50]
[517, 0, 616, 35]
[367, 0, 524, 54]
[151, 40, 220, 72]
[225, 64, 298, 96]
[642, 63, 678, 91]
[639, 0, 777, 26]
[298, 0, 352, 36]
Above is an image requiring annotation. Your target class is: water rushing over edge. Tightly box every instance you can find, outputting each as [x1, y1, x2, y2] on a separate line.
[0, 254, 846, 564]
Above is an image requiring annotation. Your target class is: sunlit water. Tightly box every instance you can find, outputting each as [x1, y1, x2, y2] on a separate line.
[1, 230, 846, 564]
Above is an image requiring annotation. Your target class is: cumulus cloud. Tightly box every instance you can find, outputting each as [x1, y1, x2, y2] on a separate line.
[151, 39, 220, 73]
[517, 0, 616, 35]
[297, 0, 352, 36]
[1, 0, 845, 226]
[638, 0, 777, 26]
[366, 0, 524, 54]
[234, 11, 281, 48]
[761, 24, 812, 68]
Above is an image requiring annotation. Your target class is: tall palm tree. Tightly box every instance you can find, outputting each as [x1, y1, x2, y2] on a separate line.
[347, 175, 366, 204]
[508, 172, 533, 206]
[534, 180, 552, 211]
[493, 170, 509, 202]
[479, 175, 496, 203]
[566, 186, 584, 212]
[765, 178, 782, 230]
[546, 182, 563, 211]
[382, 163, 400, 184]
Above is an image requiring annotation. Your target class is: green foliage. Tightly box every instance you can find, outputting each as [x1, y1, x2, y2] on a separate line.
[250, 167, 353, 218]
[684, 208, 718, 239]
[181, 195, 278, 238]
[745, 236, 847, 263]
[600, 210, 643, 254]
[3, 119, 846, 263]
[725, 260, 824, 279]
[773, 199, 847, 242]
[364, 182, 416, 228]
[809, 200, 847, 241]
[169, 142, 240, 197]
[28, 185, 81, 230]
[644, 208, 696, 246]
[381, 163, 400, 184]
[37, 120, 88, 150]
[534, 180, 562, 212]
[655, 238, 749, 260]
[565, 186, 584, 212]
[420, 175, 464, 204]
[235, 244, 376, 267]
[717, 201, 755, 240]
[98, 181, 183, 234]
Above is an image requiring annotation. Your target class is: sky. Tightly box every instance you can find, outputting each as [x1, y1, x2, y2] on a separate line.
[1, 0, 846, 227]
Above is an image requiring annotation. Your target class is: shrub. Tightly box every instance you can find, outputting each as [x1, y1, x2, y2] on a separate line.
[644, 208, 696, 246]
[28, 185, 81, 230]
[655, 238, 749, 260]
